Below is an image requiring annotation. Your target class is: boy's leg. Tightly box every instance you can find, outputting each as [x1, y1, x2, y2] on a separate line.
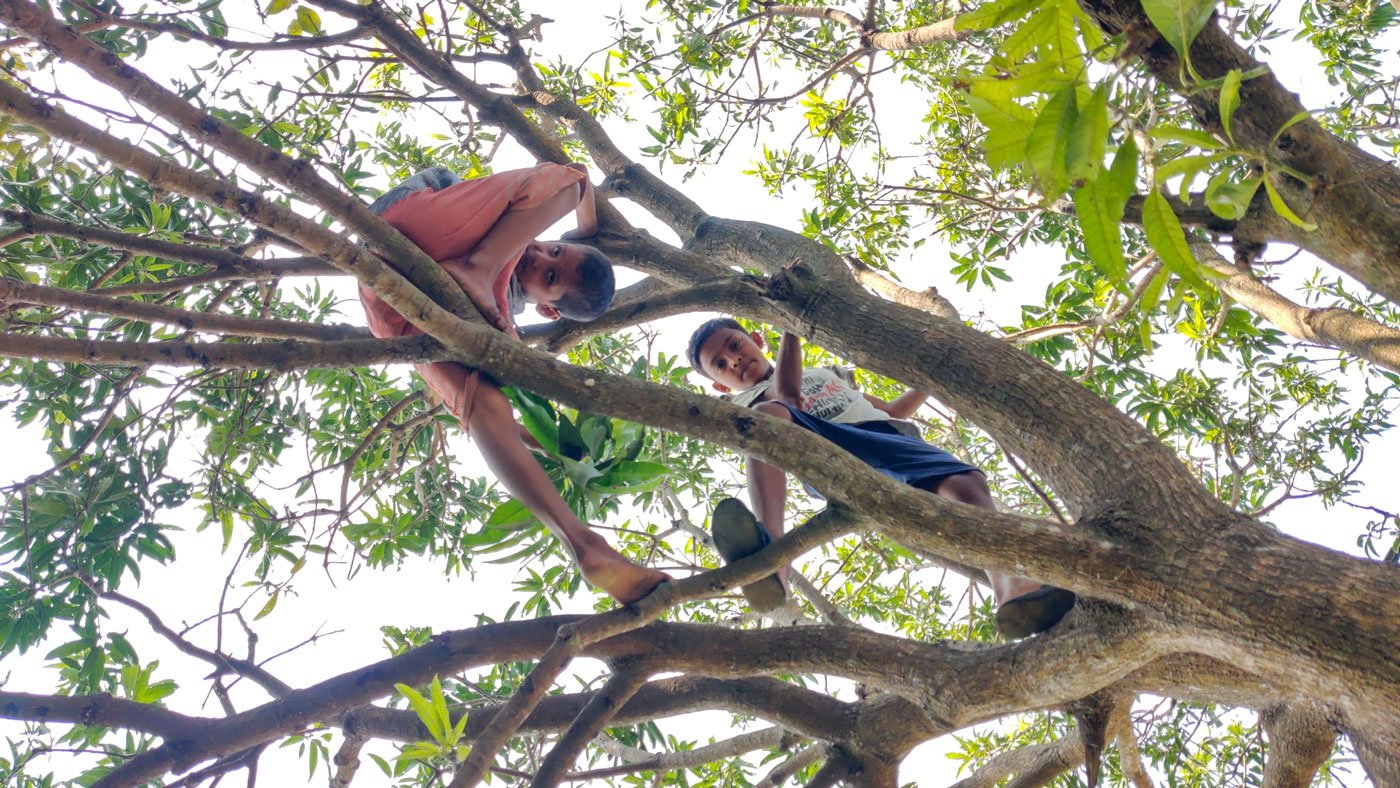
[929, 471, 1075, 636]
[748, 402, 792, 546]
[440, 368, 668, 604]
[708, 400, 795, 611]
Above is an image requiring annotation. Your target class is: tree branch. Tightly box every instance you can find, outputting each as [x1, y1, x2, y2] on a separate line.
[1260, 702, 1337, 788]
[528, 670, 647, 787]
[0, 690, 203, 741]
[0, 0, 478, 324]
[100, 589, 292, 697]
[1079, 0, 1400, 304]
[1188, 239, 1400, 374]
[0, 278, 366, 342]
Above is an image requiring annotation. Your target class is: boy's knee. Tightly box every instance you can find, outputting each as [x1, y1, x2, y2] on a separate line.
[754, 401, 792, 420]
[468, 384, 513, 428]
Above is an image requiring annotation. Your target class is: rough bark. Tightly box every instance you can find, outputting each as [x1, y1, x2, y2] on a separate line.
[1188, 239, 1400, 373]
[1260, 702, 1337, 788]
[1078, 0, 1400, 304]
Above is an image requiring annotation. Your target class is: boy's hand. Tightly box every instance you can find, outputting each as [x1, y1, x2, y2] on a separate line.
[570, 166, 599, 238]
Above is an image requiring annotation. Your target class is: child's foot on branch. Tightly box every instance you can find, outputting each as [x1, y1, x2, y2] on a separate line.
[575, 537, 669, 604]
[994, 586, 1076, 639]
[710, 497, 788, 612]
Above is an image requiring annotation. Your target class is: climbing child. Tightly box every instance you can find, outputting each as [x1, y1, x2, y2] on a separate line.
[687, 317, 1074, 637]
[360, 163, 668, 603]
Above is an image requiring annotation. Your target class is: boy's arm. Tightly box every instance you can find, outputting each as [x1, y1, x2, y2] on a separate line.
[559, 163, 598, 240]
[772, 331, 804, 406]
[464, 179, 583, 280]
[863, 389, 930, 420]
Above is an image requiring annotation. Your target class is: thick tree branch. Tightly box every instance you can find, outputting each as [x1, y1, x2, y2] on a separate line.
[0, 690, 203, 741]
[845, 256, 959, 320]
[519, 275, 763, 353]
[1189, 239, 1400, 374]
[1079, 0, 1400, 304]
[528, 670, 647, 787]
[950, 740, 1079, 788]
[1260, 702, 1337, 788]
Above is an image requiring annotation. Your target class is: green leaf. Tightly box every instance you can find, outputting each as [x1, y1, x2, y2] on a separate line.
[1138, 268, 1170, 315]
[253, 591, 279, 621]
[1139, 0, 1216, 61]
[556, 413, 585, 461]
[966, 58, 1074, 104]
[593, 461, 671, 492]
[396, 682, 445, 744]
[504, 387, 559, 457]
[1026, 88, 1079, 202]
[1153, 153, 1225, 201]
[1204, 173, 1261, 220]
[266, 0, 293, 12]
[485, 499, 537, 531]
[1269, 110, 1311, 145]
[1066, 84, 1110, 185]
[1149, 125, 1225, 150]
[295, 6, 323, 35]
[1263, 175, 1318, 231]
[429, 676, 452, 746]
[1106, 134, 1139, 208]
[955, 0, 1045, 32]
[560, 457, 602, 488]
[1218, 68, 1241, 142]
[1072, 179, 1127, 286]
[1142, 190, 1207, 288]
[965, 95, 1037, 171]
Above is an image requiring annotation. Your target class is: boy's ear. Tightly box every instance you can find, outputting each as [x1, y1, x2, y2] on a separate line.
[711, 382, 731, 394]
[535, 303, 561, 320]
[749, 330, 764, 347]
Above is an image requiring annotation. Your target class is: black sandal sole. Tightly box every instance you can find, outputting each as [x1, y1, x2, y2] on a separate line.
[711, 498, 787, 611]
[995, 587, 1077, 639]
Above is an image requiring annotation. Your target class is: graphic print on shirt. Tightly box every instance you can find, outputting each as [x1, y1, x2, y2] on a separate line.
[798, 370, 862, 421]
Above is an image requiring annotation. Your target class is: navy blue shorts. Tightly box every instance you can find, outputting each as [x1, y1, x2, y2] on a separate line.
[779, 404, 981, 490]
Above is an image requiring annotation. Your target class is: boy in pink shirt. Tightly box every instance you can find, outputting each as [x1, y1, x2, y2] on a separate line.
[361, 163, 668, 603]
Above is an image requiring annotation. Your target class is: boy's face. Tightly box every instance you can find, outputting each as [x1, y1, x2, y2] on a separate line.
[696, 326, 774, 393]
[518, 241, 586, 319]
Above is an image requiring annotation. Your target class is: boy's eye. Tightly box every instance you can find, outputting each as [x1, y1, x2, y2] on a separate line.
[546, 270, 556, 285]
[551, 245, 562, 256]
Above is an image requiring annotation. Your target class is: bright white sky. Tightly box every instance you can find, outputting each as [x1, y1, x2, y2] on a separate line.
[2, 1, 1395, 785]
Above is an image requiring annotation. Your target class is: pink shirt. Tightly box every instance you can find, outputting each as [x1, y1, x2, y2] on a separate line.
[358, 163, 585, 428]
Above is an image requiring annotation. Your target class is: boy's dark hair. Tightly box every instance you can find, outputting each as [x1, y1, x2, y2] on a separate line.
[687, 317, 745, 375]
[553, 246, 615, 321]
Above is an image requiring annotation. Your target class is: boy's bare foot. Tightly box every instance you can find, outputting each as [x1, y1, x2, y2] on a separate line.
[456, 276, 508, 332]
[576, 540, 670, 604]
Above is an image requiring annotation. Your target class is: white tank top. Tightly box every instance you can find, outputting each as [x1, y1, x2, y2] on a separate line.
[730, 367, 892, 425]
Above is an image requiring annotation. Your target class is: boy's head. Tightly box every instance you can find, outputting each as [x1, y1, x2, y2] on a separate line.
[517, 241, 615, 321]
[687, 317, 774, 393]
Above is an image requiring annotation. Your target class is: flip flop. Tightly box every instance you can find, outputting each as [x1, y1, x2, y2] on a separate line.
[710, 498, 787, 612]
[995, 586, 1077, 639]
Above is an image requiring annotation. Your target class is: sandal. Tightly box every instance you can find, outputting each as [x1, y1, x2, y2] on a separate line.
[710, 498, 787, 611]
[995, 586, 1077, 639]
